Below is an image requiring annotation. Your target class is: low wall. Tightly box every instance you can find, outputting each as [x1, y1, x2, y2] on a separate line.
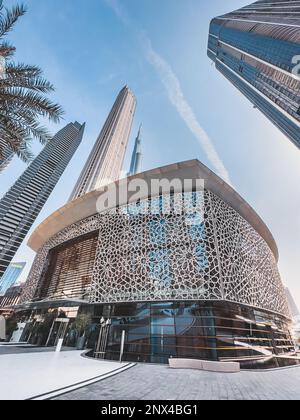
[169, 358, 240, 373]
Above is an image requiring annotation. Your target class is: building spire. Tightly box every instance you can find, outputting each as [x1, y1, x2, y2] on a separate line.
[137, 123, 142, 139]
[128, 125, 143, 176]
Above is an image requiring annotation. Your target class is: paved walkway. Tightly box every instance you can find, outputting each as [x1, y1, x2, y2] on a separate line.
[0, 349, 132, 400]
[2, 347, 300, 400]
[0, 345, 72, 355]
[54, 363, 300, 401]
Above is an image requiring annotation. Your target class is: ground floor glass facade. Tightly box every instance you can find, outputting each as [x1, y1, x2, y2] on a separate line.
[82, 300, 295, 368]
[15, 300, 297, 369]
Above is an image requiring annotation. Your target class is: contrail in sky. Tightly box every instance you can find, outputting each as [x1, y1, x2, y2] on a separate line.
[104, 0, 232, 185]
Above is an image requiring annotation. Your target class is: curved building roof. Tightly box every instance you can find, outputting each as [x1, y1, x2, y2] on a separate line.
[28, 159, 279, 261]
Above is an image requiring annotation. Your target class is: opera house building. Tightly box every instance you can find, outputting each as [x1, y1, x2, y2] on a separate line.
[16, 160, 296, 368]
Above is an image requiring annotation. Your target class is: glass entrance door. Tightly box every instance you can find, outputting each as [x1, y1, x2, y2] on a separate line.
[46, 318, 70, 347]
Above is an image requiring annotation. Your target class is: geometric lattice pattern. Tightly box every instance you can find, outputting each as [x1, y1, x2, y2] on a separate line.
[21, 190, 290, 318]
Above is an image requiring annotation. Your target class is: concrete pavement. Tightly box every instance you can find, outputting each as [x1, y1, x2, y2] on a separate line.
[54, 362, 300, 401]
[0, 349, 133, 400]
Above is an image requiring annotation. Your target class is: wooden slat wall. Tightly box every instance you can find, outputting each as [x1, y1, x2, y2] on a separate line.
[37, 230, 99, 300]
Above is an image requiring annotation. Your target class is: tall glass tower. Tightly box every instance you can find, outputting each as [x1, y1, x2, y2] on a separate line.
[0, 121, 85, 279]
[70, 86, 136, 201]
[0, 262, 26, 296]
[208, 0, 300, 149]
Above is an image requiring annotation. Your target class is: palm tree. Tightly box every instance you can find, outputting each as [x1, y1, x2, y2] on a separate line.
[0, 1, 63, 167]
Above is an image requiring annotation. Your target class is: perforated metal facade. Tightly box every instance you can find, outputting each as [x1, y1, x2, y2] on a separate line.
[21, 190, 290, 319]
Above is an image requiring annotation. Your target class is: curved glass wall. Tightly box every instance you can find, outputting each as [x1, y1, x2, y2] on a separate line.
[85, 301, 296, 369]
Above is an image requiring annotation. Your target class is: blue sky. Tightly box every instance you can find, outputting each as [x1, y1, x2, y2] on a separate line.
[1, 0, 300, 307]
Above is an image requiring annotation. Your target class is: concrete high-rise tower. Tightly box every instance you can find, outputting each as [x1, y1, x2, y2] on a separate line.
[70, 86, 136, 200]
[208, 0, 300, 149]
[0, 122, 85, 279]
[128, 125, 143, 176]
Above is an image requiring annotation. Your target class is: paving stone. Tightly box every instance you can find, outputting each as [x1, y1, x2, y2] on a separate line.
[52, 363, 300, 400]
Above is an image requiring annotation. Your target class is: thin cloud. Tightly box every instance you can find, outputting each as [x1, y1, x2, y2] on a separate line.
[104, 0, 132, 26]
[104, 0, 232, 185]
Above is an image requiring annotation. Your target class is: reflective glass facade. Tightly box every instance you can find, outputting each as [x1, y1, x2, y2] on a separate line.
[84, 301, 295, 368]
[0, 285, 23, 315]
[208, 0, 300, 149]
[0, 262, 25, 296]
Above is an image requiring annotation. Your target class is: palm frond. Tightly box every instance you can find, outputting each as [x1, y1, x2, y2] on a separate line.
[0, 107, 52, 145]
[2, 63, 55, 92]
[0, 131, 34, 163]
[0, 87, 64, 122]
[0, 2, 64, 167]
[5, 63, 43, 78]
[0, 3, 27, 39]
[0, 40, 15, 57]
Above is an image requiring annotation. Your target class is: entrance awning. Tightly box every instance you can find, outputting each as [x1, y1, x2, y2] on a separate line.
[13, 298, 91, 312]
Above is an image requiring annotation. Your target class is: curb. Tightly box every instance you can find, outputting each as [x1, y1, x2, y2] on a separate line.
[28, 362, 136, 401]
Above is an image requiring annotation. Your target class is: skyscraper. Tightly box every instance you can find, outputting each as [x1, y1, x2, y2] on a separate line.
[0, 121, 85, 279]
[208, 0, 300, 149]
[0, 262, 25, 296]
[70, 86, 136, 201]
[128, 125, 143, 176]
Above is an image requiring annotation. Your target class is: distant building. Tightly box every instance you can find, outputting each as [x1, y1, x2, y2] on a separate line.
[0, 262, 25, 296]
[0, 122, 85, 279]
[0, 285, 23, 316]
[293, 317, 300, 343]
[128, 125, 143, 176]
[208, 0, 300, 149]
[70, 86, 136, 200]
[286, 288, 300, 318]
